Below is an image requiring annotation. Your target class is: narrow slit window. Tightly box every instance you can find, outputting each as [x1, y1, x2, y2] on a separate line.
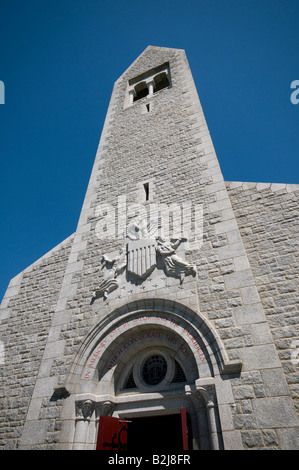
[144, 182, 149, 201]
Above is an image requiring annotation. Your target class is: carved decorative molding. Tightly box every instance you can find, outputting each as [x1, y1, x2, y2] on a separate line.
[75, 400, 95, 420]
[185, 381, 218, 408]
[100, 400, 115, 416]
[75, 399, 115, 420]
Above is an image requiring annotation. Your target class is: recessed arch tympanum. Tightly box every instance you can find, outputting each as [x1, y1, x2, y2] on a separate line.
[61, 299, 242, 450]
[65, 298, 240, 396]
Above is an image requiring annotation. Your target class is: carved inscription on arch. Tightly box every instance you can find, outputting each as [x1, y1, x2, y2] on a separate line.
[82, 314, 206, 380]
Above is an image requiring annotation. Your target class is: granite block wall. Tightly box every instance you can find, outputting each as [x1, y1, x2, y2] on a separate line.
[226, 182, 299, 423]
[0, 235, 73, 449]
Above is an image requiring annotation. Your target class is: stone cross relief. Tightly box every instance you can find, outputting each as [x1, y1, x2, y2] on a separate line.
[92, 218, 197, 301]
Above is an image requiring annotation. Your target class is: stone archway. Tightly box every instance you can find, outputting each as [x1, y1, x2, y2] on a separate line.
[59, 298, 242, 450]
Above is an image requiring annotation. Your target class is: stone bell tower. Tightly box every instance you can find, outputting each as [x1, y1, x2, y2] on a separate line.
[1, 46, 298, 450]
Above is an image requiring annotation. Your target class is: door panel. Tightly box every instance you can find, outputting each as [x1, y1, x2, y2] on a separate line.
[96, 416, 128, 450]
[97, 412, 190, 451]
[180, 407, 189, 450]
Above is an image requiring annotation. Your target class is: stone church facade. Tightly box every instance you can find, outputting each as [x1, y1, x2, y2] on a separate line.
[0, 46, 298, 450]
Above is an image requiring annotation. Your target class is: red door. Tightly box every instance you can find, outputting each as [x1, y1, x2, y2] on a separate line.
[96, 416, 128, 450]
[181, 407, 189, 450]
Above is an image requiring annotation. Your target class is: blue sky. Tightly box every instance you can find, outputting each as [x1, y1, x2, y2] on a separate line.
[0, 0, 298, 301]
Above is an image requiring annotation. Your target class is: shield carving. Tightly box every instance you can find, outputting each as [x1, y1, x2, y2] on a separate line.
[127, 239, 157, 279]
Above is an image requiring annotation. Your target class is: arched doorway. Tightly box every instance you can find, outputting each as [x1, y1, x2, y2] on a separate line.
[60, 299, 242, 450]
